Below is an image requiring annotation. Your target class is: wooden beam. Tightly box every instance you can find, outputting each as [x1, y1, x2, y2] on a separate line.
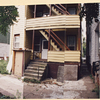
[12, 51, 15, 74]
[77, 4, 81, 15]
[32, 30, 35, 59]
[22, 51, 25, 76]
[48, 29, 50, 51]
[34, 5, 36, 18]
[49, 4, 51, 16]
[78, 28, 80, 50]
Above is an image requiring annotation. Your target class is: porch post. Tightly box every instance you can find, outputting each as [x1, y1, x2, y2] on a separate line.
[78, 28, 81, 50]
[48, 29, 50, 51]
[49, 4, 51, 16]
[22, 51, 25, 76]
[32, 30, 35, 59]
[78, 3, 81, 15]
[34, 5, 36, 18]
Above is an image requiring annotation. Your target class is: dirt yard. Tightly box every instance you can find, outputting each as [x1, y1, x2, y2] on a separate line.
[23, 75, 98, 99]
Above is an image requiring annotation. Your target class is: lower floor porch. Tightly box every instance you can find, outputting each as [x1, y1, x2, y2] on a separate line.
[12, 50, 80, 81]
[11, 27, 81, 81]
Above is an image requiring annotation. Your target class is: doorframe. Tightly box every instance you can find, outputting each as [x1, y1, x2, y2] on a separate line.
[42, 39, 48, 59]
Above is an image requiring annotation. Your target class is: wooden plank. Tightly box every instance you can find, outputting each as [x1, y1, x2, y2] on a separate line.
[49, 4, 51, 16]
[78, 28, 81, 50]
[48, 29, 50, 51]
[34, 5, 36, 18]
[26, 15, 80, 29]
[26, 26, 80, 30]
[48, 51, 64, 54]
[48, 50, 80, 63]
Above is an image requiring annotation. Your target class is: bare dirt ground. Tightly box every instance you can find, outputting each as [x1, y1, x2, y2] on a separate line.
[0, 64, 98, 99]
[23, 64, 98, 99]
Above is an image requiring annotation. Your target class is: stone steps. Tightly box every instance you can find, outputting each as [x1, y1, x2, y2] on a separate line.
[24, 61, 47, 80]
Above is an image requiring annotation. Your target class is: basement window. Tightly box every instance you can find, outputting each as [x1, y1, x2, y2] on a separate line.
[14, 34, 20, 48]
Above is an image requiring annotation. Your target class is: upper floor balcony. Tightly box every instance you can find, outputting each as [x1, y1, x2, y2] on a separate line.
[26, 4, 80, 30]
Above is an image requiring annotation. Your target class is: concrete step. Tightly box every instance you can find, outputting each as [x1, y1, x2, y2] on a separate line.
[30, 61, 47, 64]
[25, 69, 44, 74]
[24, 76, 40, 80]
[29, 63, 47, 66]
[27, 66, 45, 70]
[24, 72, 42, 77]
[28, 64, 47, 68]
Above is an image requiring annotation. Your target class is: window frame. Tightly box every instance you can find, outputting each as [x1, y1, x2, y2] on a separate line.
[14, 34, 20, 49]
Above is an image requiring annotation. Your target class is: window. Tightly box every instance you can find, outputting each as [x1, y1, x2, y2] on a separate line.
[68, 7, 76, 15]
[67, 35, 76, 50]
[43, 41, 48, 49]
[34, 44, 40, 51]
[14, 34, 20, 48]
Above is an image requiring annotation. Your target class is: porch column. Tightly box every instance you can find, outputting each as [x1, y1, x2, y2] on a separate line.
[12, 51, 15, 74]
[77, 3, 81, 15]
[49, 4, 51, 16]
[34, 5, 36, 18]
[32, 30, 35, 59]
[48, 29, 50, 51]
[32, 5, 36, 60]
[22, 51, 25, 76]
[78, 28, 81, 50]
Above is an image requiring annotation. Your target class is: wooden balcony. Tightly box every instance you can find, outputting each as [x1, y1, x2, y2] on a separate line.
[26, 15, 80, 30]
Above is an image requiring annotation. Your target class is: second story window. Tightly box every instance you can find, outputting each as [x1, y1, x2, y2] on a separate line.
[14, 34, 20, 48]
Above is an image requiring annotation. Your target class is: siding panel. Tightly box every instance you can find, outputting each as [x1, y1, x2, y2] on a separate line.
[26, 15, 80, 30]
[12, 5, 26, 48]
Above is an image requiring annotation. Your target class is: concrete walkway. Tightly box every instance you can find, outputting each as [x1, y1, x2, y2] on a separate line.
[0, 74, 23, 99]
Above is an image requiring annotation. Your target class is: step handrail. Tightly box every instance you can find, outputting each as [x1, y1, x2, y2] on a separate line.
[50, 30, 70, 50]
[54, 4, 67, 15]
[45, 30, 64, 50]
[59, 4, 66, 10]
[59, 4, 70, 15]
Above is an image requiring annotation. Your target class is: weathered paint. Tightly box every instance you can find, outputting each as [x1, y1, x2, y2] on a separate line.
[48, 51, 80, 63]
[14, 52, 23, 76]
[11, 5, 26, 50]
[26, 15, 80, 30]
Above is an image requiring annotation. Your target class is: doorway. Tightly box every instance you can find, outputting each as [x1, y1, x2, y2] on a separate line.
[42, 40, 48, 59]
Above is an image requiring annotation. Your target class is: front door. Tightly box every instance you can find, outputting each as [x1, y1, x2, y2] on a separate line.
[42, 40, 48, 59]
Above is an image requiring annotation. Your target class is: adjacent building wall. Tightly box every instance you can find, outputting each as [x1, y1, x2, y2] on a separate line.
[9, 5, 26, 76]
[89, 19, 99, 66]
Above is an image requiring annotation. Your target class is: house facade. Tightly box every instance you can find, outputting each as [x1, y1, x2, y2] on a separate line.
[10, 4, 81, 80]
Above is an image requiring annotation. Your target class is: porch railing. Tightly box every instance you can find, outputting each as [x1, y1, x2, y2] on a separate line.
[26, 15, 80, 30]
[48, 51, 80, 63]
